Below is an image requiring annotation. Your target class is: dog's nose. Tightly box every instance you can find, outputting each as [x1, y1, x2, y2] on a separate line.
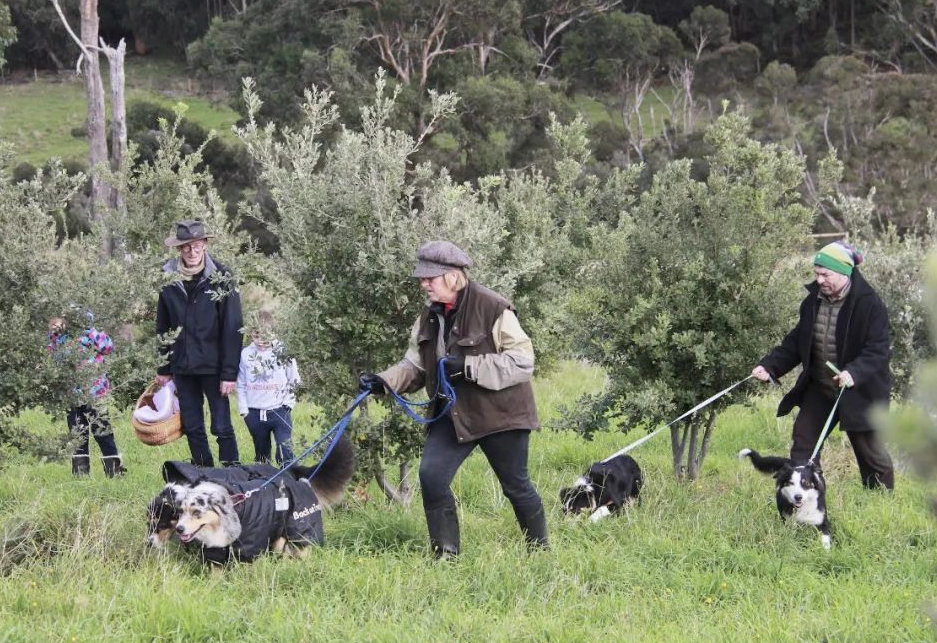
[175, 524, 185, 534]
[793, 494, 803, 503]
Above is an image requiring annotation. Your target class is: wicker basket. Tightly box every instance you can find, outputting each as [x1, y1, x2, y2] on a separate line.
[131, 382, 183, 446]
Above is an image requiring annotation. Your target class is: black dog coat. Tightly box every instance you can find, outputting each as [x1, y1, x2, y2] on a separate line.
[162, 461, 324, 562]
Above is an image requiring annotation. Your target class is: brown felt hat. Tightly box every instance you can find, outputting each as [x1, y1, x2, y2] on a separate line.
[164, 220, 215, 247]
[412, 241, 473, 279]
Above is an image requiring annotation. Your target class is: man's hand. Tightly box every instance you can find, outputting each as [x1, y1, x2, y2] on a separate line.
[358, 372, 385, 395]
[751, 365, 772, 383]
[834, 370, 854, 388]
[220, 380, 236, 396]
[156, 374, 173, 387]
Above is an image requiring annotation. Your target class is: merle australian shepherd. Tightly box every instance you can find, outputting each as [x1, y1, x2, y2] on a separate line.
[738, 448, 831, 550]
[146, 436, 355, 564]
[559, 454, 643, 522]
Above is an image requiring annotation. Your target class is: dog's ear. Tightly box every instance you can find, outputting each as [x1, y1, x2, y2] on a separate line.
[811, 468, 826, 493]
[207, 488, 234, 516]
[773, 464, 793, 483]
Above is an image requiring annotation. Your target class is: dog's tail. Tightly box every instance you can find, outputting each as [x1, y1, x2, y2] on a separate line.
[737, 448, 791, 474]
[290, 435, 356, 508]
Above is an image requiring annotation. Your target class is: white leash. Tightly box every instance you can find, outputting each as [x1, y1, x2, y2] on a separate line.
[601, 375, 754, 464]
[809, 386, 846, 462]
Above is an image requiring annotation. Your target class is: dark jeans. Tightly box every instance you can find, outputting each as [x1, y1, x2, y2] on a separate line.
[791, 385, 895, 489]
[419, 415, 543, 515]
[174, 373, 239, 467]
[67, 405, 118, 458]
[244, 406, 294, 466]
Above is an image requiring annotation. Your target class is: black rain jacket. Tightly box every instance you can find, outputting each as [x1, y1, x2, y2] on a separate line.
[758, 269, 891, 433]
[155, 254, 243, 381]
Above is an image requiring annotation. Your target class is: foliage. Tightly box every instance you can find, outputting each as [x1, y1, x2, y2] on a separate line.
[561, 12, 684, 93]
[678, 4, 732, 59]
[557, 109, 815, 478]
[834, 191, 937, 398]
[234, 72, 613, 491]
[0, 1, 15, 71]
[0, 110, 259, 459]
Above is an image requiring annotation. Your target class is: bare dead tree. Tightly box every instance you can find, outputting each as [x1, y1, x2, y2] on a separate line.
[524, 0, 621, 80]
[618, 71, 653, 162]
[50, 0, 127, 259]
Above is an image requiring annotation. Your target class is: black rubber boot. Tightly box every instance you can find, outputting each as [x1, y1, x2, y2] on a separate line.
[425, 506, 460, 559]
[101, 456, 127, 478]
[514, 504, 549, 550]
[71, 455, 91, 477]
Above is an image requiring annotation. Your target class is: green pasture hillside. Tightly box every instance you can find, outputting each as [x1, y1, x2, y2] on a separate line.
[0, 57, 239, 168]
[0, 361, 933, 642]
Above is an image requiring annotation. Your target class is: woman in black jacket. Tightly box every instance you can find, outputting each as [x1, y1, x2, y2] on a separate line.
[156, 220, 243, 467]
[752, 241, 894, 489]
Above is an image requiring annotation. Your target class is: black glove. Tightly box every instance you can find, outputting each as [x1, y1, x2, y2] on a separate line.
[442, 356, 465, 378]
[358, 372, 385, 395]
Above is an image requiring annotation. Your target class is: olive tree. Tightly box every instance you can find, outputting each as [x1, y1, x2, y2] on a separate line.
[558, 109, 822, 480]
[0, 113, 258, 464]
[235, 71, 593, 501]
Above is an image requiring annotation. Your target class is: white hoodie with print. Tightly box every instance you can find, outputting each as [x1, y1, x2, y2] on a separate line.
[236, 341, 300, 416]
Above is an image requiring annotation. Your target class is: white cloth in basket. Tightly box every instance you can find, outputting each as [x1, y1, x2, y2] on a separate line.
[133, 381, 179, 424]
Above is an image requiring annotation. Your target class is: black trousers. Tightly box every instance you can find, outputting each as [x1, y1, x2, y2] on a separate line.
[174, 373, 239, 467]
[790, 385, 895, 489]
[419, 415, 544, 516]
[67, 405, 118, 458]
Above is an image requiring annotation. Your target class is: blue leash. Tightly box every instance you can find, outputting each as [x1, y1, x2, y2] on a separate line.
[236, 359, 457, 502]
[381, 357, 457, 424]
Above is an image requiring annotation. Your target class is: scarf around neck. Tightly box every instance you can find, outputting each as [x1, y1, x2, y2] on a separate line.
[177, 256, 205, 281]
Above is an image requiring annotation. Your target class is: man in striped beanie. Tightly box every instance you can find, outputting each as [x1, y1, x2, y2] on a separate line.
[752, 240, 895, 490]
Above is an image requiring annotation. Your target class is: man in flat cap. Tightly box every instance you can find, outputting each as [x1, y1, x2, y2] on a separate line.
[360, 240, 548, 557]
[156, 220, 243, 467]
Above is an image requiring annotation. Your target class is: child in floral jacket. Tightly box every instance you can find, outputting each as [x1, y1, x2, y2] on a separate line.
[48, 316, 127, 477]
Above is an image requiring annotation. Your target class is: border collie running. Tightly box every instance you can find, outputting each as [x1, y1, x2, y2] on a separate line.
[738, 448, 831, 550]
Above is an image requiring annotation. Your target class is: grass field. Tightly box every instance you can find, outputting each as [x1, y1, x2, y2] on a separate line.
[0, 57, 239, 167]
[0, 362, 934, 642]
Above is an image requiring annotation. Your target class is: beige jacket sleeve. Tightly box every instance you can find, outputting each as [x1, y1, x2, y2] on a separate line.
[465, 309, 535, 391]
[377, 318, 426, 394]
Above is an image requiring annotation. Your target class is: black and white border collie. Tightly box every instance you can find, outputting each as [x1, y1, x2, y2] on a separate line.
[738, 448, 831, 550]
[559, 454, 643, 522]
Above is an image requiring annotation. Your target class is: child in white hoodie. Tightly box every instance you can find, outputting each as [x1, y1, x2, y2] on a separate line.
[236, 311, 301, 466]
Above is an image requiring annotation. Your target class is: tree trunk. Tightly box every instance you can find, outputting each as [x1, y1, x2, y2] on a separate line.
[79, 0, 112, 245]
[685, 415, 701, 479]
[376, 461, 414, 504]
[670, 423, 688, 479]
[102, 39, 128, 257]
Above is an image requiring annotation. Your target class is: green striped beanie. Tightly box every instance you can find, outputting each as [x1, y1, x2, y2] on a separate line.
[814, 241, 863, 276]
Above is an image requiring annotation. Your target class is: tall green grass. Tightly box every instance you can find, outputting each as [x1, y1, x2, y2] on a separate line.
[0, 362, 934, 642]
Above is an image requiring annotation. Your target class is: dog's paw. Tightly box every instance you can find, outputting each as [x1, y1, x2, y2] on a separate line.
[589, 506, 612, 523]
[737, 448, 753, 459]
[821, 534, 832, 550]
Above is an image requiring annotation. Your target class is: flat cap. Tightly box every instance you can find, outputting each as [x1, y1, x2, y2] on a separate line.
[412, 240, 473, 279]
